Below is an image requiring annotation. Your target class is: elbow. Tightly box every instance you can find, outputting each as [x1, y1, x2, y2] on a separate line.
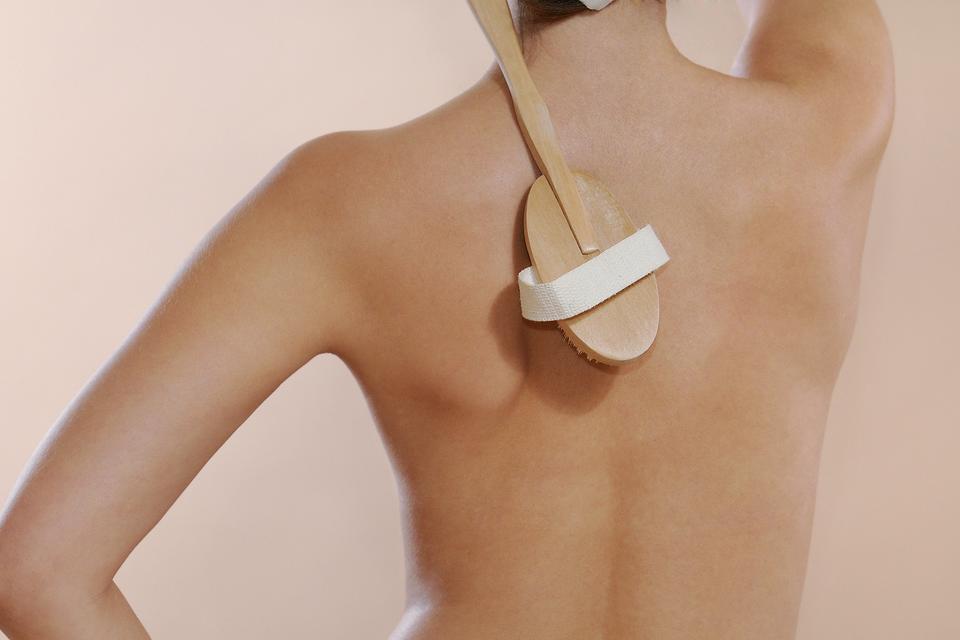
[0, 527, 88, 635]
[0, 541, 51, 634]
[0, 560, 38, 636]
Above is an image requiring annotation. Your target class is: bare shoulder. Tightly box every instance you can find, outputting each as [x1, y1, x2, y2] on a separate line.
[215, 130, 383, 357]
[732, 0, 895, 180]
[276, 125, 445, 359]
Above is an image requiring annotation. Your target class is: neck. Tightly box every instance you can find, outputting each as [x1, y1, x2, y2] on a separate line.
[474, 0, 686, 147]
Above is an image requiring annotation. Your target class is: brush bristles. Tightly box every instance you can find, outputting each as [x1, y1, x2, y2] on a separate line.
[557, 324, 601, 364]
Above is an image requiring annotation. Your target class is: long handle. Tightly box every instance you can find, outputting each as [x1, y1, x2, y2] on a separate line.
[467, 0, 599, 255]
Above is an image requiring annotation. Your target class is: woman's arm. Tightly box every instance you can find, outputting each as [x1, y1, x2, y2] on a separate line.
[734, 0, 894, 86]
[733, 0, 895, 164]
[0, 132, 365, 639]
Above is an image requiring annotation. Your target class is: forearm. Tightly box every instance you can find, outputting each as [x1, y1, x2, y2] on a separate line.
[0, 580, 150, 640]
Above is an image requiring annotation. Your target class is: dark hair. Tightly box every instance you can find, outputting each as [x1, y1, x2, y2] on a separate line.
[518, 0, 590, 26]
[518, 0, 665, 29]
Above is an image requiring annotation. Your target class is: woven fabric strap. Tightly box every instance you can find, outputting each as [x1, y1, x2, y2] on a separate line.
[517, 224, 669, 322]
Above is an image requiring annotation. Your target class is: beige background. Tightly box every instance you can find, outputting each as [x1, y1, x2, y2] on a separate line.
[1, 1, 957, 638]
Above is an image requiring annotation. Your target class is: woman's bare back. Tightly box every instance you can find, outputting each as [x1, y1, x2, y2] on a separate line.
[331, 8, 894, 640]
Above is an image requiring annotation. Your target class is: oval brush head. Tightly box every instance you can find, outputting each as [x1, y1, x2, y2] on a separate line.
[522, 172, 663, 366]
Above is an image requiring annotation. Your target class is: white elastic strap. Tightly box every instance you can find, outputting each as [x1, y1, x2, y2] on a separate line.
[517, 224, 669, 322]
[581, 0, 616, 10]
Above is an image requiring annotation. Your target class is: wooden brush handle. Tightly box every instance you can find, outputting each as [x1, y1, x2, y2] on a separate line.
[467, 0, 599, 255]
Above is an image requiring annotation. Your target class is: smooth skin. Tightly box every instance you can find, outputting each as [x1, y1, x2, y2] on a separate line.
[0, 1, 893, 638]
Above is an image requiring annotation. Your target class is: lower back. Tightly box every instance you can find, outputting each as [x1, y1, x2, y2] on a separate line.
[375, 324, 833, 639]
